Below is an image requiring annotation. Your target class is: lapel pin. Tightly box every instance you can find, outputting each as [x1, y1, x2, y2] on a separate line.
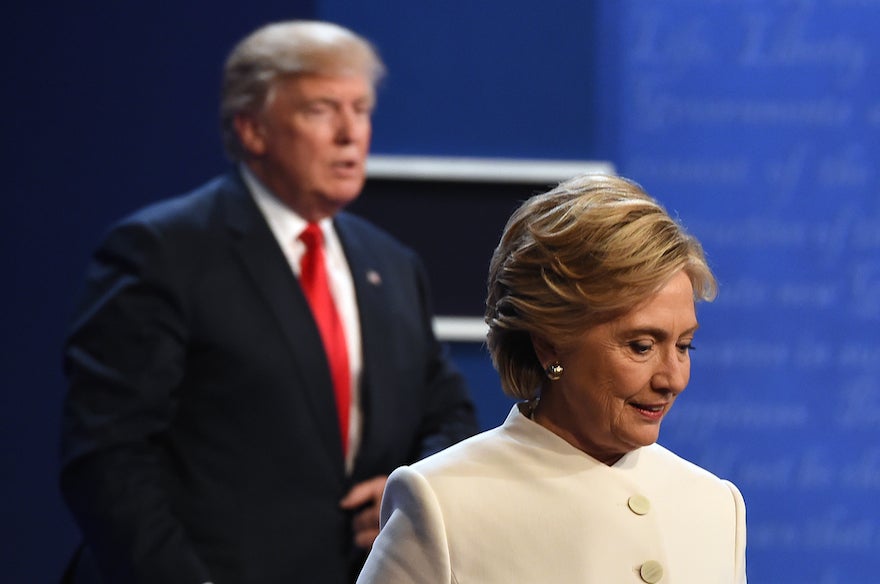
[366, 270, 382, 286]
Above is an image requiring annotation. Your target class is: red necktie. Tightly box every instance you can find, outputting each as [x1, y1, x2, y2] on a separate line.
[299, 223, 351, 456]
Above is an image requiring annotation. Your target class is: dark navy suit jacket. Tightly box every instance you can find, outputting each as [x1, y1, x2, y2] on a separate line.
[60, 171, 477, 584]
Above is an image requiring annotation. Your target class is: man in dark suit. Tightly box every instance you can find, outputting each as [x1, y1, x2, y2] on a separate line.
[59, 21, 477, 584]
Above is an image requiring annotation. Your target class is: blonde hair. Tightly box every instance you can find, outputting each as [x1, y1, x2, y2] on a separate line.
[220, 20, 385, 160]
[485, 174, 717, 400]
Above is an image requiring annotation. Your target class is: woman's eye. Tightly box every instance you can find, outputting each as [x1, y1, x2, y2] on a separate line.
[677, 342, 696, 354]
[629, 341, 654, 354]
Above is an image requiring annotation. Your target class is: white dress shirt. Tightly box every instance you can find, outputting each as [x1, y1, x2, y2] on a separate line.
[242, 166, 363, 473]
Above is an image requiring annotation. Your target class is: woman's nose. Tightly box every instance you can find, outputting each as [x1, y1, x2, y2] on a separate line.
[652, 349, 690, 395]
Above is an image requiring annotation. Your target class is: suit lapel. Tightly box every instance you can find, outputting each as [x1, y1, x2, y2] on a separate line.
[334, 215, 397, 476]
[221, 173, 344, 464]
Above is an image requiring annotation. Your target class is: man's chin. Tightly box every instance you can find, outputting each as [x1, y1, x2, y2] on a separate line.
[322, 189, 363, 213]
[330, 180, 365, 202]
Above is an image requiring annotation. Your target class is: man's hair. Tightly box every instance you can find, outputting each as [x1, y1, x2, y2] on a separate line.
[485, 174, 717, 400]
[220, 20, 385, 160]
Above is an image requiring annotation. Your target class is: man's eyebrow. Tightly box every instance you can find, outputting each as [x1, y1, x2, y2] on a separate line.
[302, 97, 338, 105]
[301, 96, 375, 108]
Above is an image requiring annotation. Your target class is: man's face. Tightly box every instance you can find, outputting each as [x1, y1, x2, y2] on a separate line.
[237, 74, 374, 221]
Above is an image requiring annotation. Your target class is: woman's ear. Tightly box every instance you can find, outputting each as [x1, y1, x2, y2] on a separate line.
[530, 333, 558, 368]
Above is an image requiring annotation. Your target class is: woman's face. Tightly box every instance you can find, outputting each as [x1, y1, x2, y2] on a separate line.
[534, 270, 698, 465]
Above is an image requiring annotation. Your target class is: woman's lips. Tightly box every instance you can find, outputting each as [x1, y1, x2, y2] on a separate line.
[629, 402, 667, 421]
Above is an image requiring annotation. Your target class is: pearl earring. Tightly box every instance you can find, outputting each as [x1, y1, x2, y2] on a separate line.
[545, 362, 563, 381]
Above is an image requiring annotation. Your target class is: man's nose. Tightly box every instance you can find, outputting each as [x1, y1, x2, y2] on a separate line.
[335, 109, 368, 143]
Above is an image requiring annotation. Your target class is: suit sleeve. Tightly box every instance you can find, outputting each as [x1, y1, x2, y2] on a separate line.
[409, 255, 478, 460]
[60, 218, 211, 583]
[357, 466, 453, 583]
[723, 479, 748, 584]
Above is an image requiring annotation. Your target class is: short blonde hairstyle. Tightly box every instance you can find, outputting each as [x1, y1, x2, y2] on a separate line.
[485, 174, 717, 400]
[220, 20, 386, 160]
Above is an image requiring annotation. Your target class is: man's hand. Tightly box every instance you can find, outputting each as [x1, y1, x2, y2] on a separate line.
[339, 475, 387, 549]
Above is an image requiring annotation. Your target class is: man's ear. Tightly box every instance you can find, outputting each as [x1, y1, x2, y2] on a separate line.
[530, 333, 558, 368]
[233, 112, 266, 156]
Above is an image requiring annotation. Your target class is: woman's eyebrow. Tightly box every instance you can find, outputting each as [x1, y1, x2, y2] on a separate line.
[620, 323, 700, 340]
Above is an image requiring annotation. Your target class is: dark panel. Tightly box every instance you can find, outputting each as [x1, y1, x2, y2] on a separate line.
[351, 178, 555, 316]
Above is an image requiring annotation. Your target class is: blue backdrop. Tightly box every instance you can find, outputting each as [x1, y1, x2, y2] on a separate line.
[4, 1, 878, 582]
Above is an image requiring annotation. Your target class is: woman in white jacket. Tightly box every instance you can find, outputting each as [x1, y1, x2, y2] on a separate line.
[359, 174, 747, 583]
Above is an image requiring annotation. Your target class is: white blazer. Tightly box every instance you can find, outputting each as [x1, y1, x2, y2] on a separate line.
[359, 406, 747, 583]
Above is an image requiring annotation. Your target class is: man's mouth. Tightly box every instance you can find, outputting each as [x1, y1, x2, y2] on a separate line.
[329, 160, 362, 177]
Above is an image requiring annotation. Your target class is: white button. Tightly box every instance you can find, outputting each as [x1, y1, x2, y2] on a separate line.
[628, 494, 651, 515]
[639, 560, 664, 583]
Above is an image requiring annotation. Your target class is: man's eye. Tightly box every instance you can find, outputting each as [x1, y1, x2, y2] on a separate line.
[304, 104, 332, 115]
